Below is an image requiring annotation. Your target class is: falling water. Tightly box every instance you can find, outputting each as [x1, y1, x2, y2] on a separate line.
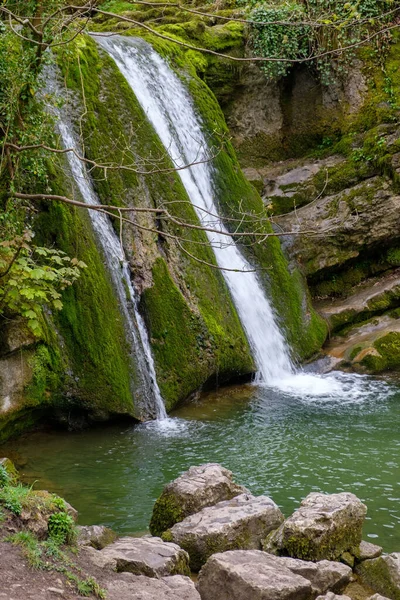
[97, 35, 296, 386]
[46, 72, 167, 419]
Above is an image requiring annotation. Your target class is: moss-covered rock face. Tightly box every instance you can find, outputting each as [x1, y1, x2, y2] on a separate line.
[355, 554, 400, 600]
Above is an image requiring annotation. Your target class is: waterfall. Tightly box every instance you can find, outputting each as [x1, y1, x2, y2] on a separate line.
[97, 36, 295, 386]
[46, 73, 167, 420]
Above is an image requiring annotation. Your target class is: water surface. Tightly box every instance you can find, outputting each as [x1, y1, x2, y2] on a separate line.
[4, 378, 400, 551]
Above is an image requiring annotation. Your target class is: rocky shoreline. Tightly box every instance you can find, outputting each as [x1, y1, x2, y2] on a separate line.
[0, 460, 399, 599]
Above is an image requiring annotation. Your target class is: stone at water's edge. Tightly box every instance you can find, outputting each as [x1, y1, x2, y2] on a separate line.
[354, 541, 383, 562]
[106, 573, 200, 600]
[149, 463, 248, 537]
[84, 536, 190, 578]
[368, 595, 393, 600]
[356, 553, 400, 600]
[264, 492, 367, 561]
[197, 550, 314, 600]
[164, 493, 284, 571]
[77, 525, 117, 550]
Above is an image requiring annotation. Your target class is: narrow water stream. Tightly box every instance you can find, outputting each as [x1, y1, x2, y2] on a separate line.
[4, 380, 400, 552]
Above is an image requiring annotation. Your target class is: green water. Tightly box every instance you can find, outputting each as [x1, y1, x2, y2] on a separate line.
[3, 378, 400, 552]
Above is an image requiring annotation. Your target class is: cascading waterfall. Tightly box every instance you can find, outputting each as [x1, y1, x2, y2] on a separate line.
[46, 73, 167, 420]
[96, 35, 386, 399]
[97, 35, 295, 387]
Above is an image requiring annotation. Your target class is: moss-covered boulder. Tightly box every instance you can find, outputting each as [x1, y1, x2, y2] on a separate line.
[355, 554, 400, 600]
[0, 457, 19, 485]
[264, 492, 367, 561]
[149, 463, 248, 537]
[163, 494, 284, 571]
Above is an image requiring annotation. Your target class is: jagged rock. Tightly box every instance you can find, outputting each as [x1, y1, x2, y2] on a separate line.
[275, 176, 400, 277]
[315, 594, 352, 600]
[106, 573, 201, 600]
[150, 463, 248, 536]
[354, 541, 383, 562]
[355, 553, 400, 599]
[0, 457, 19, 484]
[77, 525, 117, 549]
[85, 536, 190, 578]
[266, 556, 352, 596]
[197, 550, 314, 600]
[264, 492, 367, 561]
[341, 552, 355, 568]
[164, 493, 284, 571]
[368, 595, 392, 600]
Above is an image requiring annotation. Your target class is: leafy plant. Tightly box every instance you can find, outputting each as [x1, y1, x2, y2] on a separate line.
[0, 483, 32, 516]
[0, 465, 10, 488]
[47, 511, 76, 545]
[0, 230, 86, 335]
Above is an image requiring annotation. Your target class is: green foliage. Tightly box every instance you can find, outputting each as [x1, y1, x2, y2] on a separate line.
[0, 230, 86, 335]
[8, 531, 44, 569]
[0, 465, 10, 487]
[251, 3, 309, 80]
[47, 511, 76, 545]
[0, 483, 32, 515]
[250, 0, 394, 85]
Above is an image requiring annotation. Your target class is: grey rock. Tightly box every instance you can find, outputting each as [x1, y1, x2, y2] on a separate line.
[77, 524, 117, 549]
[315, 594, 352, 600]
[368, 595, 392, 600]
[86, 536, 190, 578]
[197, 550, 314, 600]
[355, 540, 383, 562]
[356, 553, 400, 599]
[150, 463, 248, 536]
[265, 492, 367, 561]
[165, 493, 284, 571]
[265, 556, 352, 595]
[106, 573, 201, 600]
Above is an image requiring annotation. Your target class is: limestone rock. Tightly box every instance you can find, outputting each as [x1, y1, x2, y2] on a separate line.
[106, 573, 201, 600]
[275, 176, 400, 277]
[268, 556, 352, 595]
[354, 541, 383, 562]
[150, 463, 248, 536]
[265, 492, 367, 561]
[86, 536, 190, 578]
[368, 595, 392, 600]
[77, 525, 117, 549]
[197, 550, 314, 600]
[355, 553, 400, 600]
[165, 493, 284, 571]
[315, 594, 352, 600]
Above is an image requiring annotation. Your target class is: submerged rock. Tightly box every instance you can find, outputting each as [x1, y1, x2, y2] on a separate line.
[265, 492, 367, 561]
[85, 536, 190, 578]
[77, 525, 117, 550]
[355, 553, 400, 600]
[106, 573, 200, 600]
[164, 493, 284, 571]
[197, 550, 314, 600]
[149, 463, 248, 537]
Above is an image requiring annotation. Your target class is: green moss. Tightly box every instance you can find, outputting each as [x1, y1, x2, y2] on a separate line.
[373, 332, 400, 370]
[356, 556, 400, 600]
[282, 522, 363, 561]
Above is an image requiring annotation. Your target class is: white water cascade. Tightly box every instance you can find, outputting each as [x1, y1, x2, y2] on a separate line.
[96, 35, 393, 400]
[97, 35, 296, 387]
[47, 72, 167, 419]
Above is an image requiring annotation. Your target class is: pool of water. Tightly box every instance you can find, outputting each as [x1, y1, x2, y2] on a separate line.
[3, 373, 400, 552]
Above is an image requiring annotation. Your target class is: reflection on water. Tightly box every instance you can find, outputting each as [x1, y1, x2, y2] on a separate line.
[3, 379, 400, 552]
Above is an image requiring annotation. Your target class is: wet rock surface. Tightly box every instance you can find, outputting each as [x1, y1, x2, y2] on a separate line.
[150, 463, 248, 537]
[265, 492, 367, 561]
[165, 493, 284, 571]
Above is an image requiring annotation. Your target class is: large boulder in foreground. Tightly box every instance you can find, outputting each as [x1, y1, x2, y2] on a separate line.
[197, 550, 314, 600]
[106, 573, 200, 600]
[85, 536, 190, 578]
[150, 463, 248, 536]
[355, 553, 400, 600]
[265, 492, 367, 561]
[164, 493, 284, 571]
